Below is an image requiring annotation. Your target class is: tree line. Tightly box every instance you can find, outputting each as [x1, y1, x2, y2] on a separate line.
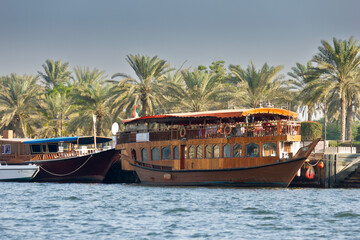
[1, 36, 360, 141]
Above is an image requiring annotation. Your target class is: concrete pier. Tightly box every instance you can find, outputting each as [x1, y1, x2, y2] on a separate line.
[290, 153, 360, 188]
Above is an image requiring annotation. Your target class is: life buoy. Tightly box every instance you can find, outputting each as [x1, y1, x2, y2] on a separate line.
[180, 127, 186, 137]
[224, 125, 232, 136]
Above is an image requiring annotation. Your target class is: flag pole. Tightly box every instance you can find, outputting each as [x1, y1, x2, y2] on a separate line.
[93, 113, 97, 151]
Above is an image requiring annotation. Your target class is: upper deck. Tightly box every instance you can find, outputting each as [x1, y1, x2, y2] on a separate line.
[117, 108, 301, 144]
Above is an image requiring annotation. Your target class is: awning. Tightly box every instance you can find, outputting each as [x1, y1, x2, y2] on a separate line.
[122, 107, 297, 124]
[24, 136, 112, 145]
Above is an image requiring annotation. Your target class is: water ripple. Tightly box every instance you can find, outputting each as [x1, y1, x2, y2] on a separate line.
[0, 183, 360, 239]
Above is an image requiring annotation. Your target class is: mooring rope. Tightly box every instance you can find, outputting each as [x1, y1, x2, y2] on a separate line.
[39, 154, 93, 177]
[306, 158, 322, 167]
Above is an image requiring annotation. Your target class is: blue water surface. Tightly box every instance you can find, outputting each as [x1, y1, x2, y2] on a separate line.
[0, 183, 359, 239]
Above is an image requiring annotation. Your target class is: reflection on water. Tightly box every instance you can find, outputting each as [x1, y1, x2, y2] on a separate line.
[1, 183, 360, 239]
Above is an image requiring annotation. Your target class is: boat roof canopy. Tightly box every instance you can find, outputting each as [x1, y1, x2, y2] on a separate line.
[24, 136, 112, 145]
[122, 107, 298, 125]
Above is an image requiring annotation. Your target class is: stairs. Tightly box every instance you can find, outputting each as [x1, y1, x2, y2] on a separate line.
[340, 166, 360, 188]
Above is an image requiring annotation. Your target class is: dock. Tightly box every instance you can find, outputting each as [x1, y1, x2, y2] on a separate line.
[290, 152, 360, 188]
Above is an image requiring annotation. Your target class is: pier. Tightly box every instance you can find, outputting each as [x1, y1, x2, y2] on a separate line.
[290, 142, 360, 188]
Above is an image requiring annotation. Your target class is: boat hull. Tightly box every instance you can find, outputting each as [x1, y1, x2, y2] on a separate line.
[132, 157, 306, 187]
[0, 165, 39, 182]
[27, 149, 117, 183]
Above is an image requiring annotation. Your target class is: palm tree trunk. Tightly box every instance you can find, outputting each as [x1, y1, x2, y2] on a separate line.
[96, 115, 102, 136]
[346, 104, 353, 141]
[141, 98, 147, 116]
[340, 95, 346, 142]
[20, 118, 27, 138]
[323, 105, 327, 151]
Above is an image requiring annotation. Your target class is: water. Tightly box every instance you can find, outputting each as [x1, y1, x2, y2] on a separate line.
[0, 183, 359, 240]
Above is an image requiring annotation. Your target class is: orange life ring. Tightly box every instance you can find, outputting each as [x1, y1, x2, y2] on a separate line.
[224, 125, 232, 135]
[180, 127, 186, 137]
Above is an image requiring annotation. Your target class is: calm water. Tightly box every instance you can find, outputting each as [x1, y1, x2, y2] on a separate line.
[0, 183, 359, 240]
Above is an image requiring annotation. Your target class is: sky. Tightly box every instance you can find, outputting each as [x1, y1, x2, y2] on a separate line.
[0, 0, 359, 78]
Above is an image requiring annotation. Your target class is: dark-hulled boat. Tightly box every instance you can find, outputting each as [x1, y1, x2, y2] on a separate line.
[116, 107, 319, 187]
[23, 136, 118, 183]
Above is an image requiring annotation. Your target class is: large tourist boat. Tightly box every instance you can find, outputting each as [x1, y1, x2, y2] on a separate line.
[116, 107, 319, 187]
[0, 132, 117, 183]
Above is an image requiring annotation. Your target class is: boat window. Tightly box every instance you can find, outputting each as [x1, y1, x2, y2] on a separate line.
[245, 143, 260, 157]
[196, 145, 203, 159]
[214, 144, 220, 158]
[42, 145, 47, 153]
[141, 148, 148, 161]
[31, 144, 41, 153]
[48, 144, 58, 153]
[262, 142, 277, 157]
[205, 145, 212, 158]
[131, 149, 137, 160]
[162, 147, 171, 160]
[151, 147, 160, 161]
[223, 144, 231, 158]
[189, 145, 195, 159]
[2, 144, 11, 154]
[173, 146, 179, 160]
[233, 144, 242, 157]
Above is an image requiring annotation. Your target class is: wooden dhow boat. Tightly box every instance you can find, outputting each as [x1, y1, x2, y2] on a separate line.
[23, 136, 118, 183]
[116, 107, 319, 187]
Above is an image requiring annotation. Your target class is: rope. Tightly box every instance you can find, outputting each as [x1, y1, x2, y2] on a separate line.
[306, 159, 322, 167]
[39, 154, 93, 177]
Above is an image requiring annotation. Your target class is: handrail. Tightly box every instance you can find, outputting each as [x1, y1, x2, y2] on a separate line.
[117, 120, 301, 143]
[29, 148, 104, 161]
[120, 153, 173, 170]
[134, 160, 173, 170]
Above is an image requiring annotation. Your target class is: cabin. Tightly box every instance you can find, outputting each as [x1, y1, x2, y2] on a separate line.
[0, 130, 32, 163]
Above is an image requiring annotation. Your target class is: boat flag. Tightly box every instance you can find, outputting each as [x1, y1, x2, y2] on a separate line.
[133, 105, 139, 118]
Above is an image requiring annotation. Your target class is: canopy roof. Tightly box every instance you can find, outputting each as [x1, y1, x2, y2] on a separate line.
[24, 136, 112, 145]
[123, 108, 297, 125]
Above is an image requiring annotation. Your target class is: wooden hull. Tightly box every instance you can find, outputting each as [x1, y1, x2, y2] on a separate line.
[0, 164, 39, 182]
[131, 157, 307, 187]
[27, 149, 117, 183]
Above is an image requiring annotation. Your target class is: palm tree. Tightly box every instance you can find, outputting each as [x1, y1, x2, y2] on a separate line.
[300, 77, 337, 147]
[110, 54, 171, 117]
[166, 69, 226, 112]
[288, 62, 319, 120]
[70, 67, 113, 136]
[312, 37, 360, 141]
[38, 59, 72, 92]
[229, 62, 289, 108]
[36, 93, 74, 137]
[0, 74, 42, 137]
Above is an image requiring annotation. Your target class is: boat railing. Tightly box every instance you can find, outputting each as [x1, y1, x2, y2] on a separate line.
[30, 148, 100, 161]
[134, 160, 173, 170]
[117, 121, 301, 143]
[0, 154, 17, 160]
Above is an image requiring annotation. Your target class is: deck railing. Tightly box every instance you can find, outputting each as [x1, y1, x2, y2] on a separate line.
[117, 121, 300, 144]
[29, 148, 99, 161]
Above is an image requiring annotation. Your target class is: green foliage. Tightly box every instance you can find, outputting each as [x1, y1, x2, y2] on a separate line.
[317, 118, 341, 140]
[110, 54, 170, 117]
[229, 62, 289, 108]
[312, 36, 360, 141]
[0, 74, 42, 137]
[300, 121, 322, 141]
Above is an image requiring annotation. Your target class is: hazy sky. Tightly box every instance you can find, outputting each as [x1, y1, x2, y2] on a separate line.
[0, 0, 359, 78]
